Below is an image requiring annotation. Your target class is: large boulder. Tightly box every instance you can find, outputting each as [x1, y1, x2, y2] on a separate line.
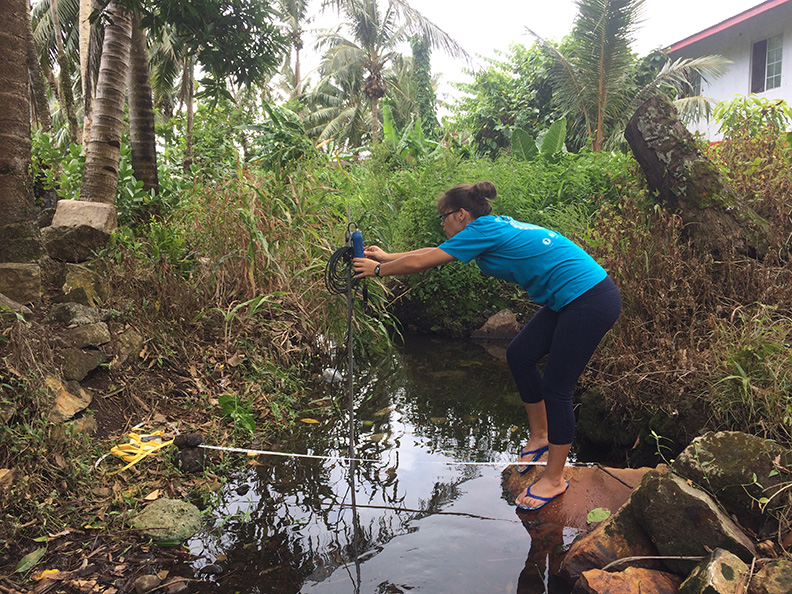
[60, 347, 105, 381]
[631, 471, 757, 575]
[46, 302, 101, 327]
[671, 431, 791, 533]
[50, 200, 117, 231]
[560, 495, 661, 583]
[132, 498, 202, 544]
[678, 548, 748, 594]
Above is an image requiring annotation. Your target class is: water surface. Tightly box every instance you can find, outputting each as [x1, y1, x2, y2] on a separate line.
[186, 335, 578, 593]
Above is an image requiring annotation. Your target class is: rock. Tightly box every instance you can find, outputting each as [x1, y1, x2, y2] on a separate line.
[173, 433, 203, 448]
[177, 448, 207, 474]
[0, 263, 41, 304]
[70, 416, 98, 436]
[0, 403, 16, 423]
[0, 292, 32, 317]
[505, 464, 652, 531]
[560, 495, 661, 583]
[50, 200, 117, 232]
[46, 302, 101, 327]
[46, 376, 93, 421]
[0, 221, 46, 262]
[678, 548, 748, 594]
[748, 559, 792, 594]
[133, 573, 161, 594]
[41, 224, 112, 263]
[672, 431, 792, 533]
[37, 207, 56, 228]
[63, 322, 111, 348]
[61, 263, 106, 307]
[132, 498, 202, 544]
[61, 347, 105, 381]
[111, 329, 145, 368]
[573, 566, 682, 594]
[470, 309, 521, 339]
[631, 471, 757, 575]
[197, 564, 223, 575]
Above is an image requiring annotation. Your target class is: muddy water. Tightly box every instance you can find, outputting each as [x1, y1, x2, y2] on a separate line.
[186, 335, 579, 593]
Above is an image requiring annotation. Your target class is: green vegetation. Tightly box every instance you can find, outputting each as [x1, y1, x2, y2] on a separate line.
[3, 0, 792, 584]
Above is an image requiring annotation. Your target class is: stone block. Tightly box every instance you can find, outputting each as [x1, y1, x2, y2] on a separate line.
[64, 322, 111, 348]
[41, 225, 111, 263]
[51, 200, 117, 232]
[0, 263, 41, 304]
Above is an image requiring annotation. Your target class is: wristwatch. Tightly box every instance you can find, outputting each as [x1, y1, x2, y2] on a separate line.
[374, 264, 381, 277]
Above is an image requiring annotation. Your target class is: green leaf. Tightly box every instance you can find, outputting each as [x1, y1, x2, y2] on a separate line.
[586, 507, 611, 524]
[540, 117, 567, 161]
[511, 129, 538, 161]
[14, 547, 47, 573]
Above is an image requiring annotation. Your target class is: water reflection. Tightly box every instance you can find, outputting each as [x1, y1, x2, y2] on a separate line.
[186, 335, 576, 593]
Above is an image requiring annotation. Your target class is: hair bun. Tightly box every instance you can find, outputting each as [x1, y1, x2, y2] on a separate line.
[472, 181, 497, 201]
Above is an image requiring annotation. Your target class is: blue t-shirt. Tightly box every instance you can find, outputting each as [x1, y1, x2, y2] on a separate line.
[438, 216, 607, 311]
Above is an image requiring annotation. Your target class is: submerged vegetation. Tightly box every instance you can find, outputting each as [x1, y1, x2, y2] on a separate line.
[2, 0, 792, 586]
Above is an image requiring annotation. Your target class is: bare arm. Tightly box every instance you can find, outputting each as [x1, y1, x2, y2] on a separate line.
[363, 245, 437, 263]
[354, 248, 455, 278]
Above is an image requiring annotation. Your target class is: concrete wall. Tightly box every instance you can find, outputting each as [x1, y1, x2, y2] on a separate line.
[668, 3, 792, 140]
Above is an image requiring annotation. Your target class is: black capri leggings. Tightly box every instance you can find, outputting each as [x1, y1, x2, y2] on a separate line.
[506, 276, 621, 445]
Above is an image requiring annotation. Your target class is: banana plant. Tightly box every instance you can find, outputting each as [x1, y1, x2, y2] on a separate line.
[382, 103, 443, 162]
[511, 117, 567, 163]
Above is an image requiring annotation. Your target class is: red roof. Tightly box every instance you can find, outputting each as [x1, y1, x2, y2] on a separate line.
[667, 0, 791, 53]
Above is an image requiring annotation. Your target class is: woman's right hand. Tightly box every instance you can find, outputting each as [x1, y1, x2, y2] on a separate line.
[363, 246, 389, 262]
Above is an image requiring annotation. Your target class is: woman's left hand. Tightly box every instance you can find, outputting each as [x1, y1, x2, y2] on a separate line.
[353, 257, 376, 278]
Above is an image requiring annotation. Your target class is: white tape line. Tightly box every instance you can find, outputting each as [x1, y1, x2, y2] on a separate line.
[197, 444, 580, 467]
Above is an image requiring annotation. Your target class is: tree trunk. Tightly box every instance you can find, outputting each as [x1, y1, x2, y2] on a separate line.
[26, 2, 52, 132]
[80, 0, 132, 205]
[79, 0, 95, 144]
[127, 11, 159, 196]
[51, 0, 81, 144]
[370, 95, 379, 142]
[624, 95, 768, 258]
[0, 0, 43, 263]
[183, 56, 194, 171]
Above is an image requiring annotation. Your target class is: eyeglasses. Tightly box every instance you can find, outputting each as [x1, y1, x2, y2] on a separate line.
[438, 209, 461, 224]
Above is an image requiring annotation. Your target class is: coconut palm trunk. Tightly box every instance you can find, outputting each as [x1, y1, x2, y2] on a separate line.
[27, 3, 52, 132]
[80, 0, 132, 205]
[50, 0, 81, 144]
[0, 0, 42, 262]
[128, 11, 159, 196]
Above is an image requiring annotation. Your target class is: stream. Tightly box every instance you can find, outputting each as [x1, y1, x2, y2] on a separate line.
[185, 335, 581, 593]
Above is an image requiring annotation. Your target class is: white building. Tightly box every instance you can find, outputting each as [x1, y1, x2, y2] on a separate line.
[666, 0, 792, 139]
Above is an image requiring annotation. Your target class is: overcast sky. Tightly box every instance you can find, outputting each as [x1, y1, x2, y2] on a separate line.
[301, 0, 764, 103]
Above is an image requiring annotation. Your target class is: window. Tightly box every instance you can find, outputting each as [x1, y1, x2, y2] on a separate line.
[751, 34, 783, 93]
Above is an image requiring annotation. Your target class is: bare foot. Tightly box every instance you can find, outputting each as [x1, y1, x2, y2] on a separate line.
[515, 477, 569, 510]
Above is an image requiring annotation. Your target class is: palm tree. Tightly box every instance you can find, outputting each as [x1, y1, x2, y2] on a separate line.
[0, 0, 42, 263]
[80, 0, 132, 204]
[276, 0, 311, 98]
[128, 11, 159, 195]
[528, 0, 729, 151]
[319, 0, 466, 141]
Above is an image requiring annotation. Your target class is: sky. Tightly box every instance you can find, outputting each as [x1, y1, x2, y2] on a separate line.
[301, 0, 765, 105]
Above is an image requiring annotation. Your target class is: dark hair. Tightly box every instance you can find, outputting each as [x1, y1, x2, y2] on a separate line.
[437, 181, 496, 218]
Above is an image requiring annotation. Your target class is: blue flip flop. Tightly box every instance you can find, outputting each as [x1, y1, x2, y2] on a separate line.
[516, 445, 549, 474]
[516, 480, 569, 511]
